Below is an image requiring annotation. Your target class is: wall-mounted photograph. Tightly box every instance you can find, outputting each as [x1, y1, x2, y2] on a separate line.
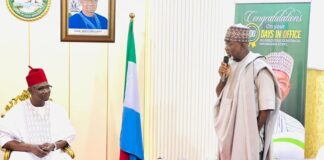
[61, 0, 115, 42]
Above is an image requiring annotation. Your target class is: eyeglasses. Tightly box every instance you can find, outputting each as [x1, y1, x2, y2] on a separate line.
[33, 85, 52, 93]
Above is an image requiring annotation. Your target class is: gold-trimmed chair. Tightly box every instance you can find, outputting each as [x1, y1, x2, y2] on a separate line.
[1, 90, 75, 160]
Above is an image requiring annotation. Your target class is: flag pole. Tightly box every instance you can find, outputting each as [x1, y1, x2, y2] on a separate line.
[120, 12, 144, 160]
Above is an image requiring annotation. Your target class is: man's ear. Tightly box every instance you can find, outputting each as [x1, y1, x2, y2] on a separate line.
[240, 42, 249, 48]
[27, 87, 33, 94]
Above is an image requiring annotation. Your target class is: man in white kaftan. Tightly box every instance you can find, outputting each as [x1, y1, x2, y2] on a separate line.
[0, 66, 75, 160]
[215, 24, 281, 160]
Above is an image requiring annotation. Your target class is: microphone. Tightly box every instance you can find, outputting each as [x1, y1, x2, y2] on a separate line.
[221, 56, 229, 82]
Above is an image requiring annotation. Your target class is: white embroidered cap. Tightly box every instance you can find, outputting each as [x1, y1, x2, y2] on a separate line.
[224, 24, 250, 42]
[266, 51, 294, 79]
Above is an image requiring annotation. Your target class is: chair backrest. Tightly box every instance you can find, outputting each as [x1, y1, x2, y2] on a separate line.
[1, 90, 30, 118]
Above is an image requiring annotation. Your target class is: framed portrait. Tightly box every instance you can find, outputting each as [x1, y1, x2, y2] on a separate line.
[61, 0, 115, 42]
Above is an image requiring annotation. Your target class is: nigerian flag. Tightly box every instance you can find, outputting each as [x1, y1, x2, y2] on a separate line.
[119, 17, 144, 160]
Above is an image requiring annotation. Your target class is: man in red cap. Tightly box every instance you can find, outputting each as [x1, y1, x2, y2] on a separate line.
[0, 66, 75, 160]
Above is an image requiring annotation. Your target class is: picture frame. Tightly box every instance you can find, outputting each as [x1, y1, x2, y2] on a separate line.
[61, 0, 115, 42]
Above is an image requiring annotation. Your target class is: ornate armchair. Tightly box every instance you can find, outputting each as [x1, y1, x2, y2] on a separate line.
[1, 90, 75, 160]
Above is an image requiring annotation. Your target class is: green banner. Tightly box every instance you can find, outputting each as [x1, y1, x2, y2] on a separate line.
[235, 2, 311, 124]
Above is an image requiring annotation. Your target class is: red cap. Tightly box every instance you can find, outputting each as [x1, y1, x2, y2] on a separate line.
[26, 66, 48, 87]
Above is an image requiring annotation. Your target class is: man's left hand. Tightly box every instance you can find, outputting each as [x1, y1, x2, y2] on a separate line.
[40, 143, 55, 152]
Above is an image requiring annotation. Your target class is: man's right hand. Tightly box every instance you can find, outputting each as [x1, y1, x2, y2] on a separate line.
[218, 62, 230, 78]
[216, 62, 231, 96]
[29, 144, 49, 158]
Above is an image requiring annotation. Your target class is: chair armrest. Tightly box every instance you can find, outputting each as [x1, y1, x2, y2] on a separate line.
[2, 149, 11, 160]
[63, 146, 75, 159]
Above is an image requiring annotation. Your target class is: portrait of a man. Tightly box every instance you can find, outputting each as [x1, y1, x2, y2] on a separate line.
[68, 0, 108, 30]
[61, 0, 115, 42]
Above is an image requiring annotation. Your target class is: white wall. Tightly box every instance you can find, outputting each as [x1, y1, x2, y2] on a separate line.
[307, 0, 324, 70]
[144, 0, 235, 159]
[0, 0, 322, 160]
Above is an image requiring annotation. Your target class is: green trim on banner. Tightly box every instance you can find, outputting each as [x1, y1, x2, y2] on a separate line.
[273, 137, 305, 149]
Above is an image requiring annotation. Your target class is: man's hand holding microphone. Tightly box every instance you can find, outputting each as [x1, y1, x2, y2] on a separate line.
[216, 56, 230, 96]
[219, 56, 230, 83]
